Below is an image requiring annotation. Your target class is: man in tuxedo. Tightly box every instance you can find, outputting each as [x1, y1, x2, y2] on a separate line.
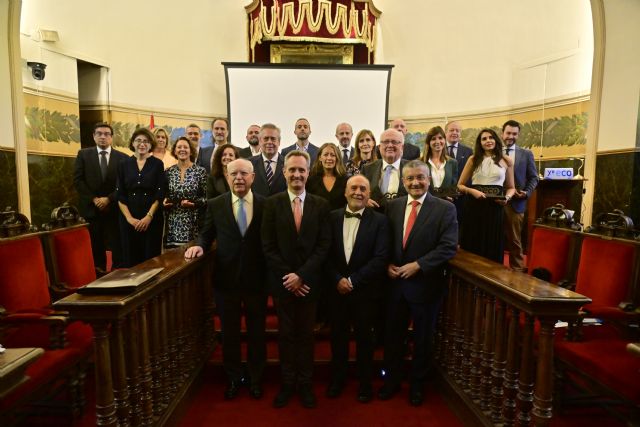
[325, 175, 389, 403]
[390, 118, 421, 160]
[502, 120, 538, 271]
[379, 160, 458, 406]
[362, 128, 408, 211]
[239, 124, 261, 158]
[184, 158, 267, 400]
[445, 121, 472, 231]
[73, 122, 128, 272]
[335, 122, 354, 164]
[280, 118, 319, 164]
[249, 123, 287, 196]
[262, 150, 331, 409]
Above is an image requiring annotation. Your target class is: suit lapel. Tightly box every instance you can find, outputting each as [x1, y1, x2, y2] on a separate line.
[334, 209, 348, 264]
[223, 193, 242, 236]
[299, 193, 314, 234]
[350, 208, 371, 264]
[404, 195, 432, 250]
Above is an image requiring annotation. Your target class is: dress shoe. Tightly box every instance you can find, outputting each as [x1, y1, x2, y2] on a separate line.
[357, 384, 373, 403]
[249, 384, 263, 399]
[224, 381, 241, 400]
[377, 382, 400, 400]
[325, 380, 345, 398]
[298, 384, 317, 408]
[409, 384, 424, 406]
[273, 385, 295, 408]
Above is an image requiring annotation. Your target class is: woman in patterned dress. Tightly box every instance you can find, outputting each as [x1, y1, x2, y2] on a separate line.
[345, 129, 378, 176]
[163, 136, 207, 248]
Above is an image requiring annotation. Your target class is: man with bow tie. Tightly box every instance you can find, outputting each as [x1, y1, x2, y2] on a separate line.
[378, 160, 458, 406]
[325, 175, 389, 403]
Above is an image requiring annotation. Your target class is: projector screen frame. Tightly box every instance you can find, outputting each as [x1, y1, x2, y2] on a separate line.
[223, 62, 394, 147]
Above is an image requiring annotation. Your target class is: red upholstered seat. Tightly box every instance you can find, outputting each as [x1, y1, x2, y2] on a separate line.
[527, 226, 573, 283]
[0, 237, 51, 311]
[574, 236, 635, 316]
[50, 226, 96, 290]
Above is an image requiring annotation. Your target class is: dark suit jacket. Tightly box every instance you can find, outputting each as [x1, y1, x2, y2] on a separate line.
[249, 155, 287, 197]
[73, 147, 129, 219]
[386, 194, 458, 303]
[362, 159, 408, 210]
[261, 192, 331, 300]
[206, 175, 229, 199]
[239, 146, 259, 159]
[451, 143, 472, 175]
[281, 143, 319, 164]
[196, 146, 214, 174]
[196, 192, 266, 291]
[326, 207, 389, 300]
[428, 158, 459, 190]
[510, 145, 539, 213]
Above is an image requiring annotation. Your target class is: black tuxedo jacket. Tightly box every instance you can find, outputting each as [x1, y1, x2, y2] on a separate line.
[362, 159, 408, 210]
[375, 143, 421, 161]
[249, 155, 287, 197]
[386, 194, 458, 303]
[452, 143, 473, 175]
[73, 147, 129, 219]
[196, 192, 266, 291]
[261, 192, 331, 300]
[326, 207, 389, 300]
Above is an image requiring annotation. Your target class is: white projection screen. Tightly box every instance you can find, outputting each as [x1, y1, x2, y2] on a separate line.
[224, 63, 393, 149]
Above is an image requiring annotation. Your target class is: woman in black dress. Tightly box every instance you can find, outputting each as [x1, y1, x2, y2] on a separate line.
[206, 144, 239, 198]
[117, 128, 166, 267]
[345, 129, 378, 176]
[306, 142, 347, 211]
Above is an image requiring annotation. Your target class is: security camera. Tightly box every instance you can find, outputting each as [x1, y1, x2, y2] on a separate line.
[27, 62, 47, 80]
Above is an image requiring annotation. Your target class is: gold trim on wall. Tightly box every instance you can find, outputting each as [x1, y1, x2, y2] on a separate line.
[270, 43, 354, 64]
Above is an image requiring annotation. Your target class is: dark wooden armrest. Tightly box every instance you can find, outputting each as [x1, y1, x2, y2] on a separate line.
[0, 310, 70, 349]
[557, 280, 574, 290]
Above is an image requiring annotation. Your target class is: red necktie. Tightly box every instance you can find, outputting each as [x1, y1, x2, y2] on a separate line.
[403, 200, 420, 248]
[293, 197, 302, 233]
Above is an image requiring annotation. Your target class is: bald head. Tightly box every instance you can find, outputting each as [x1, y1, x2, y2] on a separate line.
[390, 118, 408, 136]
[335, 122, 353, 148]
[379, 128, 404, 163]
[345, 174, 371, 212]
[226, 158, 255, 198]
[445, 121, 462, 144]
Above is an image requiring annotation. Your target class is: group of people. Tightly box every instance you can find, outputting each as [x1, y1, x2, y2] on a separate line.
[74, 115, 537, 409]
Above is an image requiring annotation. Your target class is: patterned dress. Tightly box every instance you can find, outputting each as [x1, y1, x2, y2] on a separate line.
[164, 163, 208, 247]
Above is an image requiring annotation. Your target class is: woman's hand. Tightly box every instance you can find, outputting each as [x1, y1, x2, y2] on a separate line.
[135, 215, 152, 232]
[126, 216, 140, 228]
[180, 200, 196, 209]
[469, 188, 486, 199]
[162, 198, 173, 208]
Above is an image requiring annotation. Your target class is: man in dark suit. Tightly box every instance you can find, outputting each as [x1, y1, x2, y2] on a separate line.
[445, 121, 472, 231]
[249, 123, 287, 196]
[239, 124, 261, 159]
[379, 160, 458, 406]
[197, 118, 230, 174]
[335, 122, 355, 164]
[390, 118, 421, 160]
[362, 128, 408, 211]
[262, 150, 331, 409]
[502, 120, 538, 271]
[280, 118, 319, 164]
[325, 175, 389, 403]
[184, 158, 267, 400]
[73, 122, 128, 272]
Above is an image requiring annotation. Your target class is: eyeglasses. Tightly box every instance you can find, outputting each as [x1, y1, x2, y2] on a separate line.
[134, 139, 150, 144]
[380, 139, 402, 145]
[95, 131, 112, 137]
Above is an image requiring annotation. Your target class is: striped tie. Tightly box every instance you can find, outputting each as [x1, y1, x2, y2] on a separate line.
[265, 160, 274, 187]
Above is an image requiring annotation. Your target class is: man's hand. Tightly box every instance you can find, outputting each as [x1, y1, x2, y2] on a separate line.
[336, 278, 353, 295]
[293, 284, 310, 297]
[184, 246, 204, 259]
[367, 199, 380, 208]
[396, 261, 421, 279]
[387, 264, 400, 279]
[282, 273, 303, 292]
[93, 197, 110, 210]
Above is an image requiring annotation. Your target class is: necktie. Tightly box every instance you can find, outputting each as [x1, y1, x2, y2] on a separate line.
[344, 211, 362, 219]
[403, 200, 420, 249]
[265, 160, 274, 187]
[237, 198, 247, 236]
[505, 146, 513, 155]
[447, 145, 455, 158]
[381, 165, 393, 194]
[99, 150, 108, 181]
[342, 149, 349, 164]
[293, 197, 302, 233]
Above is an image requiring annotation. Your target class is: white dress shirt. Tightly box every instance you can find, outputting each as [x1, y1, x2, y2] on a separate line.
[231, 190, 254, 227]
[343, 207, 364, 264]
[428, 159, 446, 188]
[96, 145, 112, 163]
[287, 189, 306, 215]
[403, 192, 428, 236]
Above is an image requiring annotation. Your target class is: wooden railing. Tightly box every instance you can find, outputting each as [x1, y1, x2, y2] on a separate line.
[436, 250, 591, 427]
[53, 247, 216, 427]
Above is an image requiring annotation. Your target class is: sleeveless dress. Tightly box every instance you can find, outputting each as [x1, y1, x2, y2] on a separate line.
[460, 157, 506, 263]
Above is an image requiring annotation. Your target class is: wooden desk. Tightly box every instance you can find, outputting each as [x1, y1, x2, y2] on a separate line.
[0, 347, 44, 399]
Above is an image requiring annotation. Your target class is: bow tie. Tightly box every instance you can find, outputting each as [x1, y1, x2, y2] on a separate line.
[344, 211, 362, 219]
